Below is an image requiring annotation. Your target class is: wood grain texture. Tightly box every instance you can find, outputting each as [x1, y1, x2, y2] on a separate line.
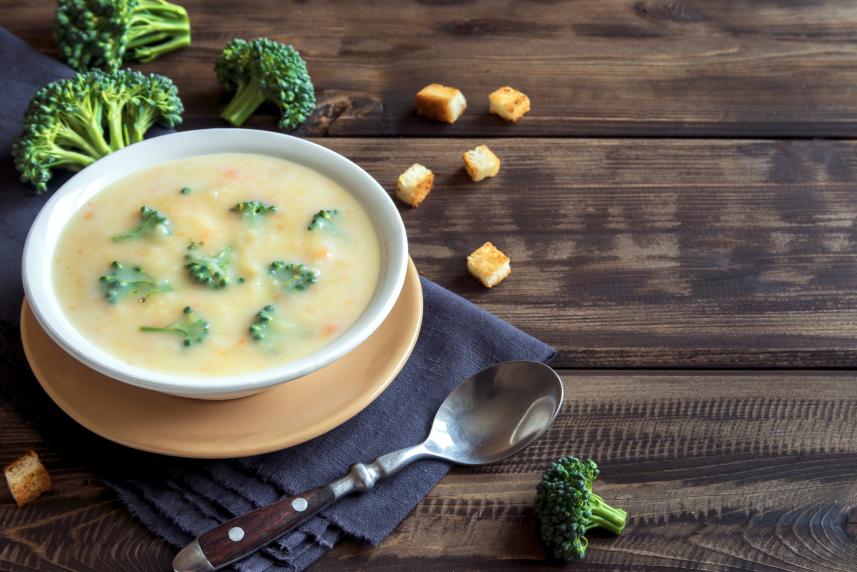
[0, 402, 173, 572]
[4, 372, 857, 571]
[7, 0, 857, 136]
[3, 1, 857, 570]
[319, 371, 857, 570]
[312, 137, 857, 369]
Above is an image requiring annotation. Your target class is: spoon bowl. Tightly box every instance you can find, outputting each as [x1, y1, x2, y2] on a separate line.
[425, 361, 564, 465]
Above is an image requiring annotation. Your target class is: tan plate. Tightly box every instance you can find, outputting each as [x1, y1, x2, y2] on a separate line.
[21, 259, 422, 458]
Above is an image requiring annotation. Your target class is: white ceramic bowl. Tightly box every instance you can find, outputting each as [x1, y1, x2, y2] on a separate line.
[23, 129, 408, 400]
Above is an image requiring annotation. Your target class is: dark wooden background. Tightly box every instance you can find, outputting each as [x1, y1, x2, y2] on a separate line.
[4, 1, 857, 570]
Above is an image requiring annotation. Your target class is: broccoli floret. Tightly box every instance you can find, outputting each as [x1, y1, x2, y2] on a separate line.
[12, 69, 183, 193]
[248, 304, 276, 341]
[307, 209, 338, 231]
[535, 457, 627, 561]
[140, 306, 209, 347]
[99, 261, 171, 303]
[184, 242, 232, 288]
[269, 261, 318, 292]
[215, 37, 315, 129]
[112, 205, 171, 241]
[248, 304, 307, 351]
[231, 201, 278, 220]
[55, 0, 191, 72]
[179, 186, 192, 195]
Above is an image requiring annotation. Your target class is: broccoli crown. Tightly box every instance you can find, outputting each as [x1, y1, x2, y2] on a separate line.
[12, 69, 184, 193]
[140, 305, 209, 347]
[307, 209, 338, 231]
[249, 304, 276, 341]
[231, 200, 278, 219]
[112, 205, 171, 241]
[184, 242, 233, 289]
[535, 457, 627, 561]
[99, 260, 171, 303]
[55, 0, 191, 72]
[215, 37, 316, 129]
[269, 261, 318, 292]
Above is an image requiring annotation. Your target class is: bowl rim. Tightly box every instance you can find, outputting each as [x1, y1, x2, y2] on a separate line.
[22, 128, 408, 397]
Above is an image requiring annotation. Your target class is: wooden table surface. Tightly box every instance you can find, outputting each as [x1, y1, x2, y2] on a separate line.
[4, 1, 857, 570]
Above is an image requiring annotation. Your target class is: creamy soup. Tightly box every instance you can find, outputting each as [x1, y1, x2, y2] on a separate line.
[54, 153, 381, 376]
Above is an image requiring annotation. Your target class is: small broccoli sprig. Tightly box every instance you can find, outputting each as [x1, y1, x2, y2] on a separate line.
[269, 261, 318, 292]
[249, 305, 275, 341]
[535, 457, 627, 561]
[112, 206, 171, 241]
[12, 69, 183, 193]
[248, 304, 307, 351]
[231, 201, 278, 220]
[99, 261, 171, 303]
[140, 306, 209, 347]
[55, 0, 192, 72]
[215, 37, 315, 129]
[307, 209, 338, 231]
[184, 242, 233, 289]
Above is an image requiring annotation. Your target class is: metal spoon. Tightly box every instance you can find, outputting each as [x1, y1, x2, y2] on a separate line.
[173, 360, 563, 572]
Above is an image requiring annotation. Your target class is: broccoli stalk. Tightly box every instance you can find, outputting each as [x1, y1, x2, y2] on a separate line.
[215, 38, 316, 129]
[140, 306, 209, 347]
[221, 75, 267, 129]
[535, 457, 627, 561]
[56, 0, 191, 72]
[125, 0, 192, 63]
[12, 70, 183, 193]
[184, 242, 233, 289]
[112, 206, 171, 241]
[99, 261, 171, 303]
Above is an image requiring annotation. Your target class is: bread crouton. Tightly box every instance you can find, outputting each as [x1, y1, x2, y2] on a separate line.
[4, 450, 51, 506]
[467, 242, 511, 288]
[489, 86, 530, 123]
[463, 145, 501, 182]
[396, 164, 434, 208]
[415, 84, 467, 124]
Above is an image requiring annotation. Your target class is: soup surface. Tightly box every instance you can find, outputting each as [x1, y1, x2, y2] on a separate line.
[54, 153, 381, 376]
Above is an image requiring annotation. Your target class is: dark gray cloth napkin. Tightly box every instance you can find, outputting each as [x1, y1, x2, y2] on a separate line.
[0, 27, 555, 570]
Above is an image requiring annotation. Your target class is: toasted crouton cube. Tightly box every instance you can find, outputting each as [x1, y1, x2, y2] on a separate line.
[396, 164, 434, 208]
[463, 145, 501, 182]
[4, 450, 51, 506]
[467, 242, 511, 288]
[415, 84, 467, 124]
[489, 86, 530, 123]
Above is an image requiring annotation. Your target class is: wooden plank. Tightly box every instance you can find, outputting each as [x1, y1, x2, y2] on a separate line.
[311, 137, 857, 368]
[4, 136, 857, 368]
[0, 403, 174, 571]
[320, 371, 857, 570]
[4, 371, 857, 570]
[6, 0, 857, 137]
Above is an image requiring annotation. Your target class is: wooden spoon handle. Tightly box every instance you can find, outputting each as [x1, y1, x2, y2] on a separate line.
[173, 485, 335, 571]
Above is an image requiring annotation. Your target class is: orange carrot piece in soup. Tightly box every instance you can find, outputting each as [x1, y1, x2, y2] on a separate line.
[313, 246, 331, 260]
[323, 323, 340, 337]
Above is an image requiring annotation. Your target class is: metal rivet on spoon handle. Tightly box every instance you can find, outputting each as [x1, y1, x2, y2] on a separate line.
[172, 360, 564, 572]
